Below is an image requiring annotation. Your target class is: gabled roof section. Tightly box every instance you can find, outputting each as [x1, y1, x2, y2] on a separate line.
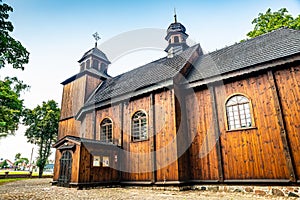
[85, 44, 200, 106]
[187, 28, 300, 82]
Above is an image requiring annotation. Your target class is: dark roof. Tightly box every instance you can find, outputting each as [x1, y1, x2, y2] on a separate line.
[53, 135, 118, 148]
[61, 68, 110, 85]
[85, 44, 200, 106]
[78, 47, 111, 64]
[187, 28, 300, 82]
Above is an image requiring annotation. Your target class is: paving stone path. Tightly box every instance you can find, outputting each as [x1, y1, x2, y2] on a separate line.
[0, 178, 293, 200]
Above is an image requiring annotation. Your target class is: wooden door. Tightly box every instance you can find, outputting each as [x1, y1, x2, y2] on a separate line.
[58, 151, 72, 186]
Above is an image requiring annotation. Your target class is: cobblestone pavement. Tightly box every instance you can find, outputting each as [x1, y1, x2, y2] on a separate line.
[0, 178, 293, 200]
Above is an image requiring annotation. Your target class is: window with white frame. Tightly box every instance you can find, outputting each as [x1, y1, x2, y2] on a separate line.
[226, 95, 253, 130]
[131, 111, 147, 141]
[100, 118, 112, 143]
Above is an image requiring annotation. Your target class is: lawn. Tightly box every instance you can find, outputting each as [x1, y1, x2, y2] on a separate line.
[0, 178, 29, 185]
[0, 170, 39, 176]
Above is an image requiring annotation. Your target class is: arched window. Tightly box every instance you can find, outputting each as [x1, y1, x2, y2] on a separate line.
[226, 95, 253, 130]
[174, 36, 179, 43]
[100, 118, 113, 143]
[131, 111, 147, 141]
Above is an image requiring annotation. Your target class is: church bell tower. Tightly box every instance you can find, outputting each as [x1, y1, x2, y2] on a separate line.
[165, 12, 189, 58]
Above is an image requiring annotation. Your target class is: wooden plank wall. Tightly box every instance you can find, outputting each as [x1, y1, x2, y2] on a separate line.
[79, 146, 119, 183]
[95, 105, 121, 145]
[122, 96, 152, 181]
[58, 75, 87, 140]
[187, 64, 300, 182]
[58, 118, 80, 138]
[211, 72, 290, 180]
[154, 89, 179, 181]
[85, 76, 102, 101]
[80, 112, 94, 139]
[53, 150, 61, 181]
[60, 76, 87, 119]
[58, 75, 102, 140]
[274, 65, 300, 180]
[186, 88, 219, 181]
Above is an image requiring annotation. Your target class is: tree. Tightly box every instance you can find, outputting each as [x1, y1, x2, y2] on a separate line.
[0, 77, 29, 138]
[0, 1, 30, 138]
[247, 8, 300, 38]
[0, 0, 29, 70]
[0, 159, 9, 169]
[14, 153, 21, 161]
[23, 100, 60, 178]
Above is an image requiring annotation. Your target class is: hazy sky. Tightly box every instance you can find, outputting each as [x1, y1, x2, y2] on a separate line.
[1, 0, 299, 162]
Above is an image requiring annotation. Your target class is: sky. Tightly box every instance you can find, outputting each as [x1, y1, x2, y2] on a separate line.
[0, 0, 300, 163]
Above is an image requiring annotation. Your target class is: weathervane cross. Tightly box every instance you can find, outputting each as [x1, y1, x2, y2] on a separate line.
[93, 32, 101, 47]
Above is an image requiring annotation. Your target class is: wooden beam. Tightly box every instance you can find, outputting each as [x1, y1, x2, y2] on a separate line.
[119, 102, 124, 182]
[92, 110, 96, 140]
[150, 93, 157, 183]
[267, 70, 296, 182]
[209, 85, 224, 182]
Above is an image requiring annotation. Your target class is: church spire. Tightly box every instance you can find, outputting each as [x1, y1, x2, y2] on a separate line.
[165, 12, 189, 58]
[78, 32, 111, 76]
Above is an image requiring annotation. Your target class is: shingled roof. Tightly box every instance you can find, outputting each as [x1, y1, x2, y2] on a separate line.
[85, 44, 200, 106]
[187, 28, 300, 82]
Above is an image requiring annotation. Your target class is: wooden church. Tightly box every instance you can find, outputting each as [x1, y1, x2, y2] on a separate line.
[53, 15, 300, 187]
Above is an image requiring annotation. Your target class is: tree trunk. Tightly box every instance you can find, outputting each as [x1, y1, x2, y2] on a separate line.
[38, 166, 44, 178]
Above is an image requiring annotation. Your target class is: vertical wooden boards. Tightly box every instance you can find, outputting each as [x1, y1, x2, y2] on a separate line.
[155, 89, 179, 181]
[85, 75, 102, 101]
[60, 76, 87, 119]
[186, 88, 219, 181]
[95, 105, 121, 144]
[122, 95, 152, 181]
[58, 118, 80, 138]
[80, 112, 94, 139]
[209, 85, 224, 182]
[71, 145, 81, 183]
[53, 150, 61, 181]
[59, 75, 102, 140]
[150, 93, 157, 183]
[215, 73, 290, 180]
[273, 66, 300, 180]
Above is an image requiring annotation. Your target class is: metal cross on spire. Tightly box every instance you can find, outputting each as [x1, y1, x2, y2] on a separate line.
[174, 8, 177, 23]
[93, 32, 101, 47]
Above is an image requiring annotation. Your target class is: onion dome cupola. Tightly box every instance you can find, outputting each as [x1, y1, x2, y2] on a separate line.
[78, 33, 111, 78]
[165, 12, 189, 58]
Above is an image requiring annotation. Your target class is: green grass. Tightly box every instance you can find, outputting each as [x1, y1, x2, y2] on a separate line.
[0, 171, 38, 175]
[0, 178, 29, 185]
[0, 171, 51, 177]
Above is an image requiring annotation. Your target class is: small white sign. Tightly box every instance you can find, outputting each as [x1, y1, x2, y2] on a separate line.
[93, 156, 100, 167]
[103, 156, 109, 167]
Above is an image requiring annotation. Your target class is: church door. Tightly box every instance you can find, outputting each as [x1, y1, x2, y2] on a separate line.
[58, 151, 72, 186]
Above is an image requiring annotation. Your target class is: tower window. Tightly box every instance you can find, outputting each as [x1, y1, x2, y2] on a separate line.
[100, 63, 107, 73]
[131, 111, 147, 142]
[174, 36, 179, 43]
[92, 60, 99, 70]
[100, 118, 113, 143]
[225, 94, 254, 130]
[86, 60, 90, 69]
[80, 63, 85, 71]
